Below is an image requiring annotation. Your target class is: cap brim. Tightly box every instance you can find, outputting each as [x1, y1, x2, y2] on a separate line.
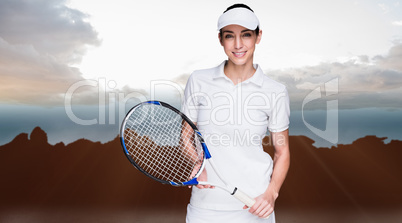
[217, 8, 259, 30]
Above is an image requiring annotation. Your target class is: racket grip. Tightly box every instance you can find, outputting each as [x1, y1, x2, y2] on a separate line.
[233, 188, 271, 219]
[232, 188, 255, 207]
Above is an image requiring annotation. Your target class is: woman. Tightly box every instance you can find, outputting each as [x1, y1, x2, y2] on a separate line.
[182, 4, 290, 222]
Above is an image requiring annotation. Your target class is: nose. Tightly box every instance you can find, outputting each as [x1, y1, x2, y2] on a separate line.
[234, 36, 243, 49]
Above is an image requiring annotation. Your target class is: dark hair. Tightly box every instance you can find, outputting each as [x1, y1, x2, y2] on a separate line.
[223, 3, 254, 13]
[219, 3, 260, 36]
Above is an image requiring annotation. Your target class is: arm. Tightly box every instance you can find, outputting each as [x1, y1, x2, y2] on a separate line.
[186, 122, 213, 189]
[247, 129, 290, 218]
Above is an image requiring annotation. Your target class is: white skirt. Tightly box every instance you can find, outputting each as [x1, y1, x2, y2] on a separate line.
[186, 204, 275, 223]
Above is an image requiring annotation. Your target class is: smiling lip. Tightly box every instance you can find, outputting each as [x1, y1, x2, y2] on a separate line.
[233, 51, 246, 58]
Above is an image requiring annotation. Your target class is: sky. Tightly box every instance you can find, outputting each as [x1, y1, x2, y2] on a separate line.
[0, 0, 402, 147]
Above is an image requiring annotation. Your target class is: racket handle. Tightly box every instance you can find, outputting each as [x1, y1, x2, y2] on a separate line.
[233, 188, 271, 219]
[232, 188, 255, 207]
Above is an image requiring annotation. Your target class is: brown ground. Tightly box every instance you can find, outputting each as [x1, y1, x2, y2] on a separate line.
[1, 127, 401, 222]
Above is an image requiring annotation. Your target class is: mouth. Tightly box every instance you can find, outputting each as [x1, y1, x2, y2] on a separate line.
[233, 51, 246, 58]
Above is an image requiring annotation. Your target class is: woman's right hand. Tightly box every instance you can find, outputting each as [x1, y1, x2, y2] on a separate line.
[188, 168, 214, 189]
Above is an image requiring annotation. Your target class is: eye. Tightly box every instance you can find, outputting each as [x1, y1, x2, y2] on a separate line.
[242, 32, 253, 37]
[224, 34, 234, 39]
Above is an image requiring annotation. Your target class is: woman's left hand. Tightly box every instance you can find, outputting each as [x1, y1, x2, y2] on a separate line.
[243, 188, 278, 218]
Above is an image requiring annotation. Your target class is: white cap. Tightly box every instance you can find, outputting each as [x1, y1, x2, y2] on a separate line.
[217, 7, 260, 30]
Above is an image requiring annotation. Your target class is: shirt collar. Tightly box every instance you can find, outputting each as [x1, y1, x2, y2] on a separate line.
[213, 60, 264, 87]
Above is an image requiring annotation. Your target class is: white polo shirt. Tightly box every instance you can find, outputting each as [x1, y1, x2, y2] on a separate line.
[182, 61, 290, 210]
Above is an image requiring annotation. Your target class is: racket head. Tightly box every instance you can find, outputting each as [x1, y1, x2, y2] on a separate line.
[120, 101, 206, 186]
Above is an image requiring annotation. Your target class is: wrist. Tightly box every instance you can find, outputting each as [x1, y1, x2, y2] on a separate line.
[266, 184, 279, 199]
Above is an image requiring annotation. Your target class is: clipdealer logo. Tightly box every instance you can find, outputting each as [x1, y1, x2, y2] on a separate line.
[64, 77, 338, 145]
[302, 78, 339, 144]
[63, 79, 183, 125]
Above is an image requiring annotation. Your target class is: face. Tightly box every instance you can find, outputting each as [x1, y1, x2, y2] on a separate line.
[219, 24, 262, 66]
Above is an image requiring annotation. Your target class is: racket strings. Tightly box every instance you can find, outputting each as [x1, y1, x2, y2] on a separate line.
[126, 120, 200, 182]
[123, 104, 204, 183]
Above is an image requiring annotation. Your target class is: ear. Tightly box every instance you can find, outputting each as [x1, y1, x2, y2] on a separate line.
[218, 32, 223, 46]
[256, 30, 262, 44]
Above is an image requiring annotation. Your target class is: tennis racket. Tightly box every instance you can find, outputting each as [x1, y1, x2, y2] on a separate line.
[120, 100, 265, 215]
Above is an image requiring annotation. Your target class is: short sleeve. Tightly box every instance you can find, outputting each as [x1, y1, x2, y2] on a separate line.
[268, 87, 290, 132]
[181, 74, 199, 123]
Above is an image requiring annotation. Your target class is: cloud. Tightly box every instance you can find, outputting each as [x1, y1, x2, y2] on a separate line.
[0, 0, 101, 105]
[0, 0, 100, 63]
[378, 3, 390, 14]
[392, 21, 402, 26]
[0, 37, 84, 104]
[266, 43, 402, 110]
[374, 42, 402, 71]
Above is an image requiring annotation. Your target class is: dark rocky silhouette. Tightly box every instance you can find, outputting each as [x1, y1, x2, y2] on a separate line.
[0, 127, 401, 211]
